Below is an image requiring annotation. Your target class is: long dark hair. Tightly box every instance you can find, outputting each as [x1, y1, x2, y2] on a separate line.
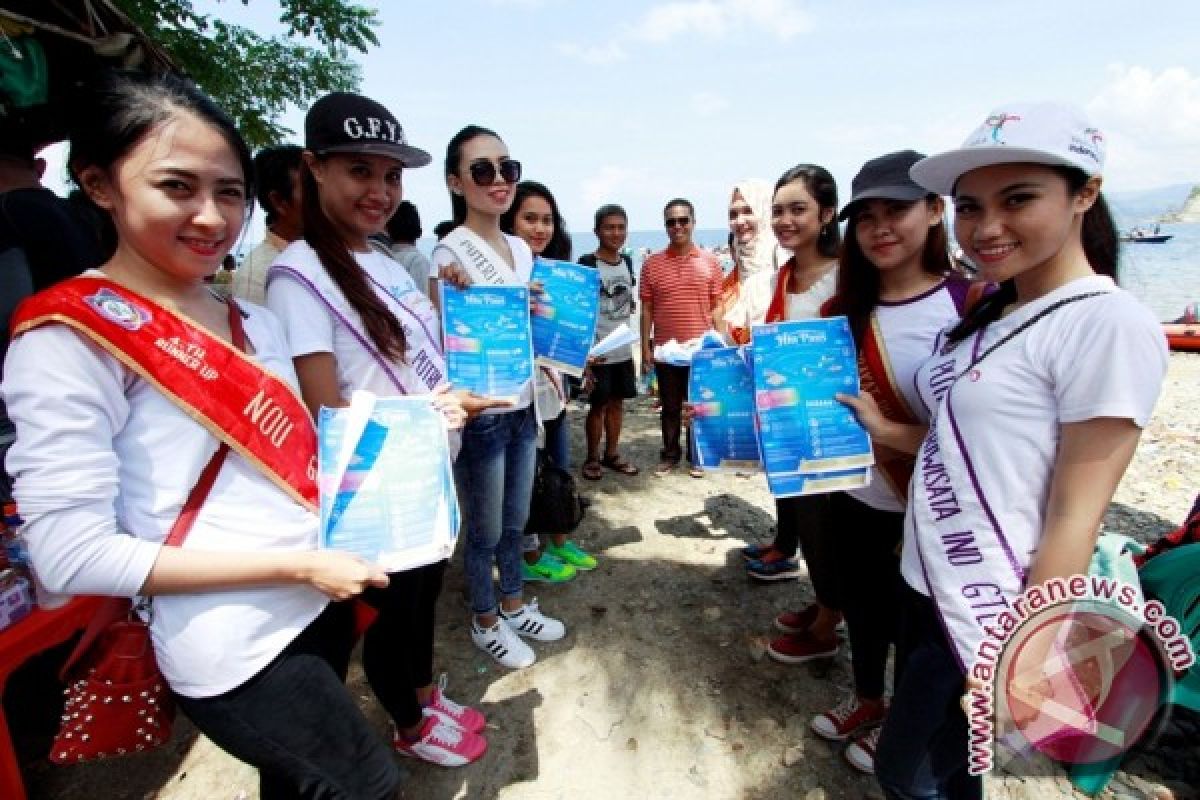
[773, 164, 841, 259]
[830, 196, 951, 344]
[68, 70, 254, 260]
[945, 165, 1117, 344]
[301, 154, 407, 361]
[500, 181, 572, 261]
[445, 124, 502, 226]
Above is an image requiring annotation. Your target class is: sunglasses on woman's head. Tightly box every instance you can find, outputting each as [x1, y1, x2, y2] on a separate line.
[467, 159, 522, 186]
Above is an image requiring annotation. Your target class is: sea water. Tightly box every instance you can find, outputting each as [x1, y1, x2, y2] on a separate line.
[570, 224, 1199, 322]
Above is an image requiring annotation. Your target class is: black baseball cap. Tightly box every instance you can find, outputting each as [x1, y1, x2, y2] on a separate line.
[838, 149, 929, 220]
[304, 92, 431, 168]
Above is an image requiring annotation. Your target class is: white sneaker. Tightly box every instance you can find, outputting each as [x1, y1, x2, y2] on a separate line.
[471, 618, 536, 669]
[499, 598, 566, 641]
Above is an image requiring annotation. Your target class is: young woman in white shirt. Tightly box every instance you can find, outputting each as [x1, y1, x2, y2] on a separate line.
[500, 180, 597, 582]
[3, 72, 404, 799]
[750, 165, 846, 658]
[843, 104, 1169, 799]
[810, 150, 982, 775]
[434, 126, 567, 669]
[266, 92, 493, 767]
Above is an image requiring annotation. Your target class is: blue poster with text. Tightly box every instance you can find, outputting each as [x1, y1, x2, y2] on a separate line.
[751, 317, 872, 496]
[689, 346, 761, 471]
[441, 284, 534, 401]
[530, 257, 601, 377]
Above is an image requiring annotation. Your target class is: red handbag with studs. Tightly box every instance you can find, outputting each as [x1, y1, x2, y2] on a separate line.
[50, 300, 244, 763]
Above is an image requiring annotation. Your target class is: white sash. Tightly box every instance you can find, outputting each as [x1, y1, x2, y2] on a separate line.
[268, 246, 447, 397]
[908, 339, 1027, 670]
[435, 226, 527, 287]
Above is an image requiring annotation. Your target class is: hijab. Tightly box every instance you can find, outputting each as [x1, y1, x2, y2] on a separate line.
[723, 179, 784, 338]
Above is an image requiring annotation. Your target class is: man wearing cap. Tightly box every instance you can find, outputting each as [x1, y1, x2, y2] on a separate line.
[638, 197, 723, 477]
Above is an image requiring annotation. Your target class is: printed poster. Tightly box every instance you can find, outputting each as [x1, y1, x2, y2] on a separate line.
[318, 392, 459, 572]
[751, 317, 872, 496]
[688, 346, 761, 471]
[530, 257, 602, 377]
[441, 283, 534, 401]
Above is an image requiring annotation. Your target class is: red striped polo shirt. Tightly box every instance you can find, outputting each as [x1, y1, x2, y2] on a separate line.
[639, 245, 722, 344]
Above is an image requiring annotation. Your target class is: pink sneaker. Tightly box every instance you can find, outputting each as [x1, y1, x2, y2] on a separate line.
[393, 715, 487, 767]
[425, 676, 486, 734]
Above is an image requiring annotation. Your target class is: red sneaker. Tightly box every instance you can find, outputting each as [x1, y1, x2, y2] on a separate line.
[766, 630, 838, 664]
[774, 605, 819, 634]
[845, 726, 882, 774]
[810, 696, 886, 741]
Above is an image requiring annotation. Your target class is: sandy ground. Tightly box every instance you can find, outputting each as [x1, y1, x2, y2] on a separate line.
[23, 354, 1200, 800]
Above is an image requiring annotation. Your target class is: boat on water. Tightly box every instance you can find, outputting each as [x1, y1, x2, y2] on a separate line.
[1164, 324, 1200, 353]
[1122, 226, 1173, 244]
[1122, 233, 1174, 243]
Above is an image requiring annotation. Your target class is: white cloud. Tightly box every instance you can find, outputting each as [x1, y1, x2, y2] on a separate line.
[559, 0, 812, 63]
[1087, 64, 1200, 189]
[690, 91, 729, 117]
[632, 0, 812, 42]
[580, 166, 645, 213]
[635, 1, 727, 42]
[554, 41, 628, 65]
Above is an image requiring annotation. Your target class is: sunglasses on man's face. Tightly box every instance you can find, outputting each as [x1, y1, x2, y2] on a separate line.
[665, 216, 691, 228]
[467, 159, 522, 186]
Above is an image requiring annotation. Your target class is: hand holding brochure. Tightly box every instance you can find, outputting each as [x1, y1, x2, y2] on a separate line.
[751, 317, 872, 496]
[530, 258, 601, 377]
[689, 346, 761, 471]
[318, 391, 460, 572]
[441, 283, 534, 401]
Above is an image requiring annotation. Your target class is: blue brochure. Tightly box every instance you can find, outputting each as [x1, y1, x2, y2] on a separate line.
[751, 317, 873, 496]
[318, 392, 459, 572]
[441, 284, 534, 401]
[688, 346, 761, 471]
[529, 257, 601, 377]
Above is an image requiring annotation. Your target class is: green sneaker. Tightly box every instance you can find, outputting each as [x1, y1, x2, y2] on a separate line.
[545, 540, 598, 571]
[522, 552, 576, 583]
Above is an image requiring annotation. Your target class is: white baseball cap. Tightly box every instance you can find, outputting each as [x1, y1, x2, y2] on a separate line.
[910, 102, 1106, 196]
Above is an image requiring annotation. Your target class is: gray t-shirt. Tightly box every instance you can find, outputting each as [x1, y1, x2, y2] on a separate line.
[583, 253, 635, 363]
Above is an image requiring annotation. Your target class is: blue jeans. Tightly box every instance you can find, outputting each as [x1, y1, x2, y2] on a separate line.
[875, 584, 983, 800]
[454, 405, 537, 614]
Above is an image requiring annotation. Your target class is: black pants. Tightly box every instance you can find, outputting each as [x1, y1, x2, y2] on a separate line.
[777, 493, 840, 610]
[655, 362, 693, 464]
[830, 492, 904, 699]
[875, 584, 983, 800]
[360, 560, 447, 729]
[175, 602, 402, 800]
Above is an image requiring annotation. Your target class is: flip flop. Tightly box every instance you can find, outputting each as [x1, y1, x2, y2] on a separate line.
[581, 460, 604, 481]
[600, 454, 640, 476]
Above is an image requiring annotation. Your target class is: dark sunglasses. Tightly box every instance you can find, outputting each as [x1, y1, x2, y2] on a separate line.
[665, 216, 691, 228]
[467, 159, 522, 186]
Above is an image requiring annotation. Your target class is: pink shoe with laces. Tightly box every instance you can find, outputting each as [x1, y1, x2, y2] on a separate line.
[424, 675, 486, 734]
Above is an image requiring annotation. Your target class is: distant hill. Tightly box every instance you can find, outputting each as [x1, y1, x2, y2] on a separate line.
[1106, 183, 1196, 224]
[1159, 185, 1200, 224]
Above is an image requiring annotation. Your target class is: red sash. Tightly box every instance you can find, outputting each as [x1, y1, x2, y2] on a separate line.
[720, 270, 753, 345]
[763, 257, 795, 324]
[858, 313, 920, 503]
[10, 276, 318, 512]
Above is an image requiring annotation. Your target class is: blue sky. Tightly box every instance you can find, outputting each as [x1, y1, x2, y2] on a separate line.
[45, 1, 1200, 241]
